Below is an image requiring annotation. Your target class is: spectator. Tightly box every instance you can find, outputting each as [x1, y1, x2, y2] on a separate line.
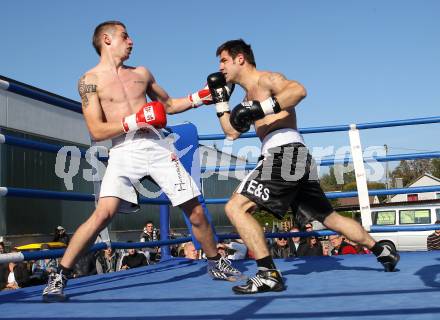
[427, 220, 440, 250]
[30, 244, 58, 284]
[288, 227, 303, 257]
[345, 239, 371, 254]
[322, 243, 330, 256]
[53, 226, 70, 245]
[217, 243, 228, 258]
[223, 239, 248, 260]
[4, 252, 30, 290]
[298, 237, 323, 257]
[270, 237, 291, 259]
[329, 235, 358, 255]
[0, 237, 5, 254]
[73, 251, 98, 278]
[120, 247, 148, 270]
[139, 221, 161, 262]
[0, 262, 7, 290]
[304, 222, 313, 233]
[96, 247, 121, 274]
[183, 242, 199, 260]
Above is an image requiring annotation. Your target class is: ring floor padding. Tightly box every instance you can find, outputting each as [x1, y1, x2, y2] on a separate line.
[1, 251, 440, 319]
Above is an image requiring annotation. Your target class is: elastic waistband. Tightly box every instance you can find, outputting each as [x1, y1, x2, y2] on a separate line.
[111, 128, 165, 149]
[261, 128, 305, 155]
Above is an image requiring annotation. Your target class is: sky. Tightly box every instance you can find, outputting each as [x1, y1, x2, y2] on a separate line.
[2, 0, 440, 180]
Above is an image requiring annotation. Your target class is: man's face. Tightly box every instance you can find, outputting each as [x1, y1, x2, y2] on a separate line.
[219, 50, 241, 83]
[146, 224, 154, 233]
[305, 224, 313, 232]
[290, 228, 300, 242]
[184, 243, 198, 260]
[128, 248, 136, 255]
[109, 25, 133, 60]
[329, 235, 343, 248]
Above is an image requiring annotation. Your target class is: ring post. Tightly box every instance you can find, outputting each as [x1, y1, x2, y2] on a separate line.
[159, 202, 171, 260]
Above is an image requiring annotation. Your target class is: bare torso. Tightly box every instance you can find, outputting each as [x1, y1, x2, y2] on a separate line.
[244, 71, 298, 141]
[85, 65, 151, 122]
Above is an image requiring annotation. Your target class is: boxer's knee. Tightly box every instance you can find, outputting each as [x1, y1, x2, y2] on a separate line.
[225, 194, 256, 221]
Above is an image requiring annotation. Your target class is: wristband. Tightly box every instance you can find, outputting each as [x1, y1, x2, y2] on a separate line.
[189, 93, 202, 108]
[215, 101, 230, 113]
[216, 111, 230, 118]
[260, 96, 281, 115]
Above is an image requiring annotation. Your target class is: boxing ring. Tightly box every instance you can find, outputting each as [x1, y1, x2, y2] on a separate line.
[1, 78, 440, 319]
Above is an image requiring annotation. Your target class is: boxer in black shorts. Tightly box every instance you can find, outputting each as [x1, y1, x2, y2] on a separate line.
[207, 39, 400, 294]
[237, 142, 333, 223]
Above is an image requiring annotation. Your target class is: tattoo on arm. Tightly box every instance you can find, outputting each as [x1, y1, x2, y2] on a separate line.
[269, 72, 287, 83]
[78, 75, 97, 108]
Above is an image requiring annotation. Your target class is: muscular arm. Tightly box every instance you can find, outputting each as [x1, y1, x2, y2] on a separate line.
[258, 72, 307, 111]
[78, 74, 124, 141]
[143, 68, 193, 115]
[217, 72, 307, 141]
[218, 113, 242, 140]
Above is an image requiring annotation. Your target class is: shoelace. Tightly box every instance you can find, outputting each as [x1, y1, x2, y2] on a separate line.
[47, 274, 63, 292]
[217, 257, 238, 273]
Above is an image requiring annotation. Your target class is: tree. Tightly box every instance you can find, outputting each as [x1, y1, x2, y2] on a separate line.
[320, 165, 356, 192]
[432, 159, 440, 179]
[391, 159, 433, 186]
[342, 181, 387, 202]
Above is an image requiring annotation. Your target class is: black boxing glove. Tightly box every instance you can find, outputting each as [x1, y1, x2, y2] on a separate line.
[207, 72, 235, 116]
[229, 97, 282, 133]
[241, 96, 282, 121]
[229, 104, 252, 133]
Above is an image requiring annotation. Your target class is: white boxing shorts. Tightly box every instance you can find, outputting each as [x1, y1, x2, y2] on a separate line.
[99, 129, 201, 213]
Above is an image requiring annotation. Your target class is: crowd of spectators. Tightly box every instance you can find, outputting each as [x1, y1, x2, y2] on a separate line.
[2, 218, 440, 291]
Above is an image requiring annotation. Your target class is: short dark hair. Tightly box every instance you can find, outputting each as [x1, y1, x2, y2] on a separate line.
[216, 39, 256, 67]
[92, 21, 126, 55]
[435, 220, 440, 224]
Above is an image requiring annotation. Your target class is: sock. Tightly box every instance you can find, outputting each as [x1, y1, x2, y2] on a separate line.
[59, 264, 74, 278]
[207, 254, 221, 261]
[256, 255, 277, 270]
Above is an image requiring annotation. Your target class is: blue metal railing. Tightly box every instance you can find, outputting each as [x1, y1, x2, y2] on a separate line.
[3, 185, 440, 204]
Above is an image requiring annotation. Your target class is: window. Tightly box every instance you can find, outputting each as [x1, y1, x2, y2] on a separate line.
[407, 194, 418, 202]
[436, 193, 440, 200]
[372, 210, 396, 225]
[399, 209, 431, 224]
[436, 208, 440, 222]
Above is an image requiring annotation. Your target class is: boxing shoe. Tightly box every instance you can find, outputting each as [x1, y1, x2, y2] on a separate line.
[42, 271, 68, 302]
[376, 243, 400, 272]
[232, 268, 285, 294]
[207, 256, 244, 281]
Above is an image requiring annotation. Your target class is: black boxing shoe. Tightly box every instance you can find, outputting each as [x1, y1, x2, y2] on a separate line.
[232, 268, 285, 294]
[376, 244, 400, 272]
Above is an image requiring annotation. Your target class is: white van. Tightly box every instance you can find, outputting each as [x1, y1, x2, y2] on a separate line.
[369, 201, 440, 251]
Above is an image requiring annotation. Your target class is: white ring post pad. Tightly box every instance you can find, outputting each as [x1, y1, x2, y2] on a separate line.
[349, 124, 372, 231]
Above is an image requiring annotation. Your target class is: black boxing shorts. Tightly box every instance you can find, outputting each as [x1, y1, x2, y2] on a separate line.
[235, 142, 334, 222]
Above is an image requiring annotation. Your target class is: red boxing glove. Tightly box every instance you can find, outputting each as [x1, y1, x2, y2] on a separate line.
[188, 85, 213, 108]
[122, 101, 167, 133]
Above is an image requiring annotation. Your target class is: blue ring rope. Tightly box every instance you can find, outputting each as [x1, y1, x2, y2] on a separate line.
[2, 225, 439, 263]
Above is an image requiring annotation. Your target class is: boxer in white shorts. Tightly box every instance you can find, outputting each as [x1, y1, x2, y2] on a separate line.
[100, 129, 201, 213]
[43, 21, 240, 303]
